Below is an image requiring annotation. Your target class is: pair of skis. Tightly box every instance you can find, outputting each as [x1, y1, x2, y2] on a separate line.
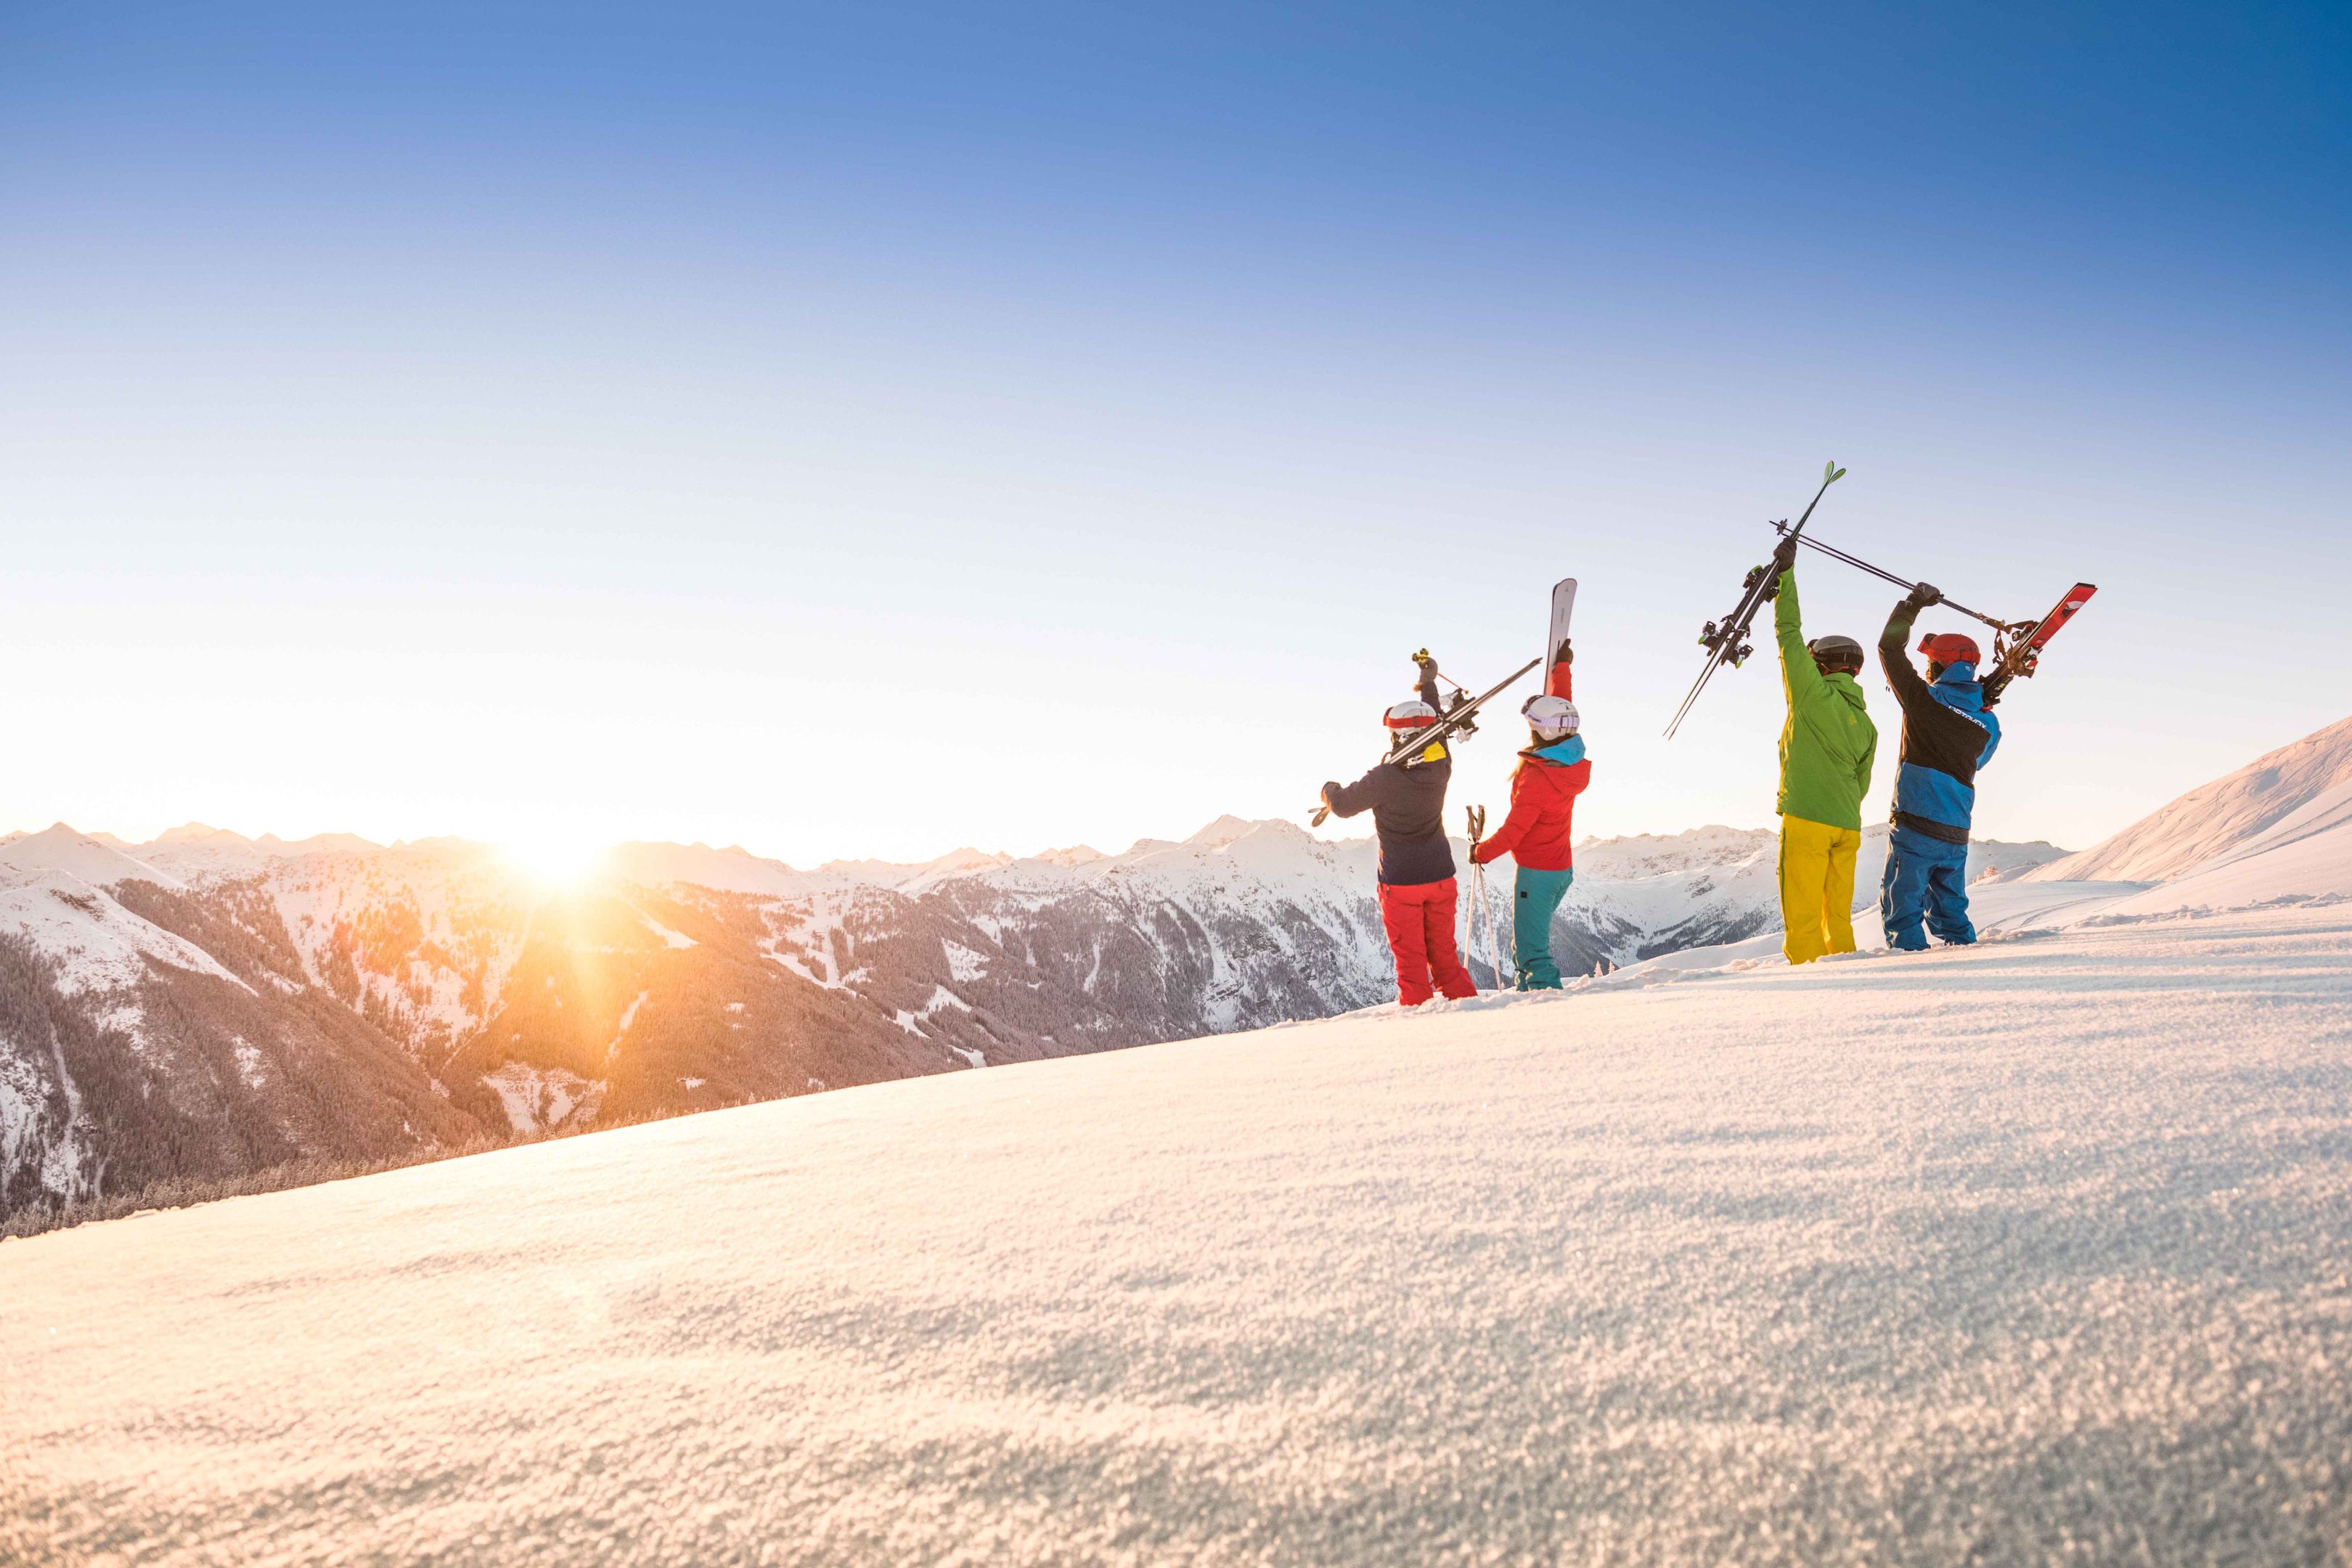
[1662, 461, 1845, 738]
[1665, 462, 2097, 733]
[1980, 582, 2098, 705]
[1773, 520, 2098, 706]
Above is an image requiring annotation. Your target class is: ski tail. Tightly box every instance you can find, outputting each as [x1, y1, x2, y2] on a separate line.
[1547, 579, 1577, 667]
[1983, 583, 2096, 706]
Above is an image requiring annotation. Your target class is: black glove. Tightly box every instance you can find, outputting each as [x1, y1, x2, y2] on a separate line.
[1771, 534, 1800, 575]
[1553, 637, 1573, 666]
[1906, 581, 1944, 608]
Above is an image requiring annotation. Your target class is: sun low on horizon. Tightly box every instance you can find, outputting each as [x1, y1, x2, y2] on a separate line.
[497, 837, 616, 890]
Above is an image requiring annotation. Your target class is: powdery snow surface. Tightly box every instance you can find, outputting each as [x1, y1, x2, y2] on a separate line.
[5, 903, 2351, 1565]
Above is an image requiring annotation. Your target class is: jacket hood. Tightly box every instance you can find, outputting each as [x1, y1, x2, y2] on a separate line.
[1930, 661, 1985, 711]
[1825, 670, 1869, 711]
[1523, 737, 1587, 767]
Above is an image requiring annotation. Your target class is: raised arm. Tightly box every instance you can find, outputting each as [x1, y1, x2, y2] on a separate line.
[1775, 563, 1825, 706]
[1416, 656, 1442, 713]
[1879, 591, 1935, 707]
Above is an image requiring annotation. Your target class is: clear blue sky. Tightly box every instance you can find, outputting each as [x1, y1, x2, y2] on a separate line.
[4, 2, 2346, 864]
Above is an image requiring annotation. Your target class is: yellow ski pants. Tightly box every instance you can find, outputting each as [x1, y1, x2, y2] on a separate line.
[1779, 814, 1861, 965]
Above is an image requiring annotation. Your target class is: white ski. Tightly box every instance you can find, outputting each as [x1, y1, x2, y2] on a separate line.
[1547, 578, 1577, 670]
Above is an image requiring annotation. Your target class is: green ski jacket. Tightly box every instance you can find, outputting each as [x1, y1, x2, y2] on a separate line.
[1774, 568, 1877, 830]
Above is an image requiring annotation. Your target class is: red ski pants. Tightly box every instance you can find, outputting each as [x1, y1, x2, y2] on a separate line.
[1378, 877, 1479, 1006]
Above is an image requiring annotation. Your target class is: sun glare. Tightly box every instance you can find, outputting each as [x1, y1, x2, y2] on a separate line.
[502, 838, 610, 889]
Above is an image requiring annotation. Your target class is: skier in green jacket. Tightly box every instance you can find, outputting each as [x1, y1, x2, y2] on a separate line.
[1766, 536, 1878, 963]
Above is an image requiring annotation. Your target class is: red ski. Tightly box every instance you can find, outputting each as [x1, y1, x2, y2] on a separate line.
[1983, 583, 2096, 705]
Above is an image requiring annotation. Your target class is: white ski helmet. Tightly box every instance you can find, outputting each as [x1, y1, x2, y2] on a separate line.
[1384, 698, 1439, 731]
[1522, 694, 1580, 741]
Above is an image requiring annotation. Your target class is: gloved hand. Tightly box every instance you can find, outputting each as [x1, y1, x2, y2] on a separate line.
[1553, 637, 1573, 666]
[1906, 581, 1944, 608]
[1771, 534, 1800, 575]
[1414, 650, 1440, 680]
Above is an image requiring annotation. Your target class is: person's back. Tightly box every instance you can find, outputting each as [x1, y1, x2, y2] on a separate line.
[1768, 541, 1877, 964]
[1469, 640, 1590, 988]
[1320, 657, 1476, 1005]
[1878, 584, 2003, 947]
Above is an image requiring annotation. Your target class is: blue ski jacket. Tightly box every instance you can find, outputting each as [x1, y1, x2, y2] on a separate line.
[1879, 601, 2002, 843]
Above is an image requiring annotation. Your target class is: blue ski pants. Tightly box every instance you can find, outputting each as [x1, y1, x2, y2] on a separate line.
[1514, 865, 1575, 989]
[1881, 824, 1975, 951]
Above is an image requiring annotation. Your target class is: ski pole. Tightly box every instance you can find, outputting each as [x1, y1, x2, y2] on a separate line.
[1771, 523, 2017, 632]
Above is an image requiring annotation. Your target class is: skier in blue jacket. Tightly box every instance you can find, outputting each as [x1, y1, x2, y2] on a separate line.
[1877, 584, 2002, 949]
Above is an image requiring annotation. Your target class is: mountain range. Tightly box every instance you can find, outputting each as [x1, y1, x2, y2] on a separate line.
[13, 712, 2348, 1228]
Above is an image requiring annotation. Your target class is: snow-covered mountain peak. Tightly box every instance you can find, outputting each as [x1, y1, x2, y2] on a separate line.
[154, 822, 243, 846]
[251, 831, 383, 857]
[604, 841, 818, 899]
[819, 846, 1018, 891]
[1571, 825, 1777, 881]
[2030, 714, 2352, 883]
[0, 825, 189, 891]
[897, 846, 1016, 894]
[1185, 814, 1262, 847]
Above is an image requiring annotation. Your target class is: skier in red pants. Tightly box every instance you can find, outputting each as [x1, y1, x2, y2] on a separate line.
[1320, 654, 1479, 1006]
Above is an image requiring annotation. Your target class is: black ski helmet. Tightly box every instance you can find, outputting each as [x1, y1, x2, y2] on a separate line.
[1807, 634, 1865, 673]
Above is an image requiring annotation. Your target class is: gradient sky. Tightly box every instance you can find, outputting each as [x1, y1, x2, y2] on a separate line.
[4, 1, 2347, 867]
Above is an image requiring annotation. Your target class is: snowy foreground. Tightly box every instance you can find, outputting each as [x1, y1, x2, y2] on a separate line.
[6, 897, 2351, 1565]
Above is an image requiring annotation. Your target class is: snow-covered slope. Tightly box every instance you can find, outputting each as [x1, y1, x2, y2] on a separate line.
[2029, 714, 2352, 883]
[0, 812, 2075, 1224]
[6, 899, 2347, 1565]
[2090, 772, 2352, 917]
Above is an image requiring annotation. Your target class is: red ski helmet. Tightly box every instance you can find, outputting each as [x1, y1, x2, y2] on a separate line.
[1917, 632, 1981, 666]
[1384, 698, 1439, 730]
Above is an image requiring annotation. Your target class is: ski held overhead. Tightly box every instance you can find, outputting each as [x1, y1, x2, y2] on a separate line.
[1665, 460, 1847, 738]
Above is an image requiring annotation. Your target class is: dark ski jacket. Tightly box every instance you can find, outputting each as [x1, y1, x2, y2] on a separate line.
[1322, 668, 1458, 886]
[1879, 600, 2003, 844]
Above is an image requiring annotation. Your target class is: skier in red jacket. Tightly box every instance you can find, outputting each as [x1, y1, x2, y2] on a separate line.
[1469, 639, 1591, 989]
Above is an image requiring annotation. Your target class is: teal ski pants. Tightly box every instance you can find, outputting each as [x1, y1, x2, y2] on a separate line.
[1513, 865, 1575, 989]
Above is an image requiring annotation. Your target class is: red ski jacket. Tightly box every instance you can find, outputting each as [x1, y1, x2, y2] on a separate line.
[1471, 656, 1587, 870]
[1471, 743, 1589, 870]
